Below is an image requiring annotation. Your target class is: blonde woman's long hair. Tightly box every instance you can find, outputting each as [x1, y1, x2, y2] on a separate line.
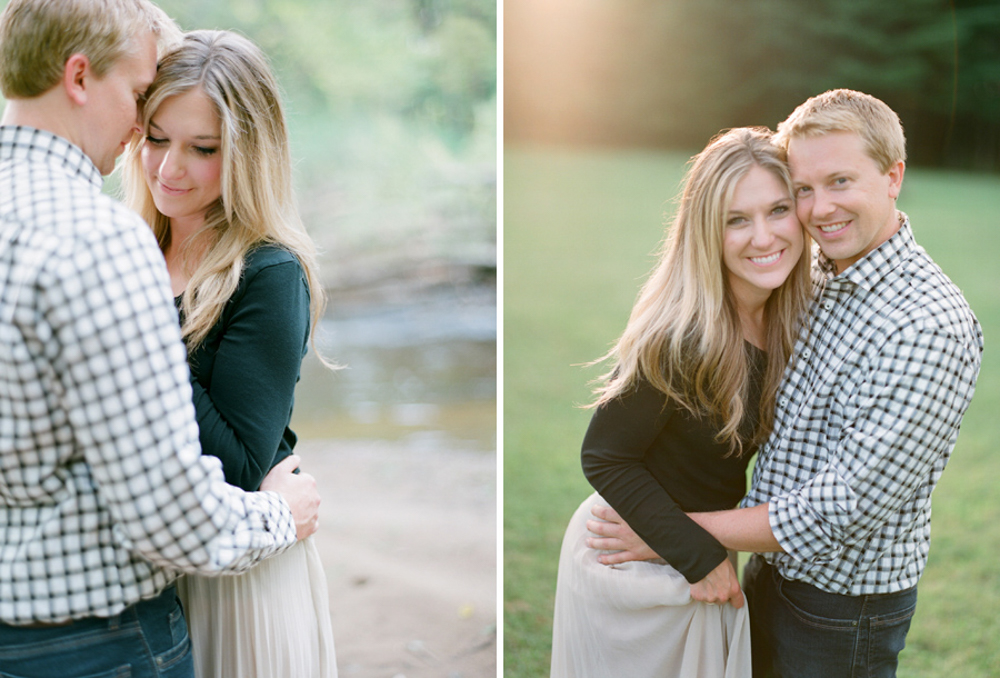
[592, 127, 812, 455]
[122, 30, 329, 361]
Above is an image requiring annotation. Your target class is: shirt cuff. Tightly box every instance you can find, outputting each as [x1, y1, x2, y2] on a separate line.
[258, 490, 298, 545]
[769, 491, 843, 564]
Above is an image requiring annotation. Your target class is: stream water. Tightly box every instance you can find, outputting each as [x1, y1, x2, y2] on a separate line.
[290, 285, 497, 452]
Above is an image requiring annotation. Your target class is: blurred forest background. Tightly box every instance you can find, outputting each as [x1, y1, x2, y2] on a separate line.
[506, 0, 999, 171]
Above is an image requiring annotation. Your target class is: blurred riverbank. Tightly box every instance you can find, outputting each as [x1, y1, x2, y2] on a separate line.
[301, 436, 496, 678]
[293, 260, 497, 677]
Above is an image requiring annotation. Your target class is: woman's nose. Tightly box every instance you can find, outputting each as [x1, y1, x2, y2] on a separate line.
[159, 149, 183, 179]
[750, 217, 775, 249]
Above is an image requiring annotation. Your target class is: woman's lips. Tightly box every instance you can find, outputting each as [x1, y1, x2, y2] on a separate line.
[158, 181, 190, 196]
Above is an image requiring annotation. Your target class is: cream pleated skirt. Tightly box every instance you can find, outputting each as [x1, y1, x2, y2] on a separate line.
[176, 537, 337, 678]
[550, 493, 750, 678]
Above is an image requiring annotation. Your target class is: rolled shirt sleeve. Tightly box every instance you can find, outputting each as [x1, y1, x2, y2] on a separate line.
[769, 323, 979, 564]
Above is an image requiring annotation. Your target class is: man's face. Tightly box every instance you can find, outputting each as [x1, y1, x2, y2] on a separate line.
[787, 131, 904, 273]
[82, 31, 158, 175]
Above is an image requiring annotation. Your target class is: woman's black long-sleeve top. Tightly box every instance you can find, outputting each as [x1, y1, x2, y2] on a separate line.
[179, 245, 310, 492]
[581, 345, 765, 583]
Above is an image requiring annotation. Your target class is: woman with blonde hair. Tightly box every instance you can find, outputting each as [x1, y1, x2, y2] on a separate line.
[550, 127, 812, 677]
[122, 30, 336, 678]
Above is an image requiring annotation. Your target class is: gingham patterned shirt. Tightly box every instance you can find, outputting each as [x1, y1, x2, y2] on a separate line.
[0, 126, 297, 624]
[742, 215, 983, 596]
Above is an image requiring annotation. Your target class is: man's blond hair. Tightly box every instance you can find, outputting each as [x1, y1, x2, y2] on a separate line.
[0, 0, 179, 99]
[774, 89, 906, 173]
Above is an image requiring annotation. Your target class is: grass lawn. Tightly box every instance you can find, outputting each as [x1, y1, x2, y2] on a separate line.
[502, 145, 1000, 677]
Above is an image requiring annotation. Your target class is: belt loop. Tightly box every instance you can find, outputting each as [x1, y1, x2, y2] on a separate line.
[107, 611, 122, 632]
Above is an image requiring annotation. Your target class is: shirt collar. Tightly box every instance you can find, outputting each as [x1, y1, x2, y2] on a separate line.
[817, 213, 915, 292]
[0, 125, 103, 189]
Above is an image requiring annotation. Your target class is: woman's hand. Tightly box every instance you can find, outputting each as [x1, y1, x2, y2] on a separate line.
[586, 504, 660, 564]
[690, 558, 745, 608]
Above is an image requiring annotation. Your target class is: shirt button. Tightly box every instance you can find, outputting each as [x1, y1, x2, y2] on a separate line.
[824, 301, 833, 310]
[802, 348, 811, 358]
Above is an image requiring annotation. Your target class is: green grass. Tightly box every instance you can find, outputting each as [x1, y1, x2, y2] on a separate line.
[502, 145, 1000, 677]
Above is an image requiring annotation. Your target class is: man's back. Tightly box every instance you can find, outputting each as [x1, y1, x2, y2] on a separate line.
[0, 126, 301, 625]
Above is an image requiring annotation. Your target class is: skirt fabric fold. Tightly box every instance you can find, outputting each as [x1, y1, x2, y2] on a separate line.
[177, 536, 337, 678]
[550, 493, 751, 678]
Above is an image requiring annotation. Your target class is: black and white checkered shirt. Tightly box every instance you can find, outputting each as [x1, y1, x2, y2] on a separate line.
[742, 215, 983, 596]
[0, 126, 297, 624]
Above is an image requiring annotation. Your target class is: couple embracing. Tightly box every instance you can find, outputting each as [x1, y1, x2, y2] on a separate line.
[0, 0, 336, 676]
[552, 90, 983, 677]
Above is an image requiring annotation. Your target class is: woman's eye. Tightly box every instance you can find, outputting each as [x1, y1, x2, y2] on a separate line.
[727, 216, 748, 227]
[145, 135, 167, 146]
[194, 146, 218, 156]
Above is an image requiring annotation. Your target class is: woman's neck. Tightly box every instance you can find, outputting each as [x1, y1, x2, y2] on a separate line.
[734, 294, 768, 350]
[164, 216, 207, 297]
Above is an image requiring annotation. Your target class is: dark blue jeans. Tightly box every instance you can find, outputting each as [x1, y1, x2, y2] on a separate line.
[0, 585, 193, 678]
[744, 555, 917, 678]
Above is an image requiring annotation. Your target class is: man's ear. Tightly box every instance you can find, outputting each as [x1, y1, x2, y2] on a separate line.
[62, 53, 91, 106]
[887, 160, 905, 200]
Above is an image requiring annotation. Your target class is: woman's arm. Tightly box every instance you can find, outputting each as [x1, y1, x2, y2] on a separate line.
[581, 381, 730, 584]
[587, 504, 746, 606]
[190, 252, 310, 491]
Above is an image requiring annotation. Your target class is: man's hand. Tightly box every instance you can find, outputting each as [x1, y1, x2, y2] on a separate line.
[585, 504, 659, 564]
[260, 455, 320, 540]
[690, 558, 745, 608]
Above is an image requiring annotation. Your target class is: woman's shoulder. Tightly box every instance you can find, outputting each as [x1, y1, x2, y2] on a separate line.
[231, 244, 307, 305]
[244, 243, 302, 273]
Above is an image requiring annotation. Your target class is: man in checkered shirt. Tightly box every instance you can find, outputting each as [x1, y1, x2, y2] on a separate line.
[588, 90, 983, 677]
[0, 1, 322, 675]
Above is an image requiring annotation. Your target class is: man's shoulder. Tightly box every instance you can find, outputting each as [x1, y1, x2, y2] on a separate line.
[0, 158, 149, 242]
[896, 245, 973, 315]
[877, 245, 981, 349]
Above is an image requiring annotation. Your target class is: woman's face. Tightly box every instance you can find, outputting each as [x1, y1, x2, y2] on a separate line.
[141, 88, 223, 228]
[722, 164, 804, 307]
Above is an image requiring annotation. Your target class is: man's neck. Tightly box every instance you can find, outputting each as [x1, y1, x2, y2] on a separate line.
[1, 95, 78, 147]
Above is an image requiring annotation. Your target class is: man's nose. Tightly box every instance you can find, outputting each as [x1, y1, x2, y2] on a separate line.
[811, 188, 836, 218]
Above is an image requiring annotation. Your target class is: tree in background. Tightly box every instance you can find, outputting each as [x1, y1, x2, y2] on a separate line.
[506, 0, 999, 171]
